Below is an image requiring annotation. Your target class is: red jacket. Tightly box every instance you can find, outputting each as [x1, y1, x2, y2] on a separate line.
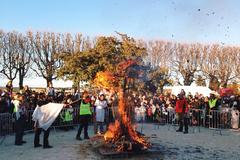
[175, 98, 188, 113]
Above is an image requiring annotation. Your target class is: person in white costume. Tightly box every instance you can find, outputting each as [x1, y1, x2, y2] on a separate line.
[94, 93, 108, 134]
[32, 95, 64, 149]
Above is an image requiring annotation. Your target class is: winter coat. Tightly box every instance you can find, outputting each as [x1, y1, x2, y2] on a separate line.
[175, 98, 188, 113]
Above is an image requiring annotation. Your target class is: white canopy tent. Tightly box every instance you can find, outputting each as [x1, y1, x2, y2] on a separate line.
[164, 86, 213, 97]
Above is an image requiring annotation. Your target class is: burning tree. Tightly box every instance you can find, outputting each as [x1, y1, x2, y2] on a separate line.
[58, 33, 150, 152]
[93, 59, 151, 152]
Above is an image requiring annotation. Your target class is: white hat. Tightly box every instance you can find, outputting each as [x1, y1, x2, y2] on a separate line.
[230, 95, 235, 99]
[99, 92, 104, 96]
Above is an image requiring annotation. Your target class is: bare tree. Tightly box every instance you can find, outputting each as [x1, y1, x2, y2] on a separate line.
[145, 40, 173, 68]
[202, 44, 239, 88]
[171, 43, 203, 85]
[59, 33, 95, 89]
[0, 31, 19, 82]
[141, 40, 173, 91]
[230, 47, 240, 83]
[0, 30, 4, 77]
[16, 32, 32, 89]
[29, 31, 63, 87]
[61, 33, 83, 54]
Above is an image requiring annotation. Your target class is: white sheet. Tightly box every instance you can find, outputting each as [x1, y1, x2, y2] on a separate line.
[32, 103, 64, 131]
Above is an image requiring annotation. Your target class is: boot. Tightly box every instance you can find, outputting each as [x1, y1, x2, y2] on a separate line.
[176, 128, 183, 132]
[43, 145, 53, 149]
[76, 135, 82, 140]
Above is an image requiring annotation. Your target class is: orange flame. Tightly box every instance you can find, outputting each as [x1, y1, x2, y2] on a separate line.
[94, 70, 150, 151]
[93, 71, 118, 89]
[104, 120, 121, 141]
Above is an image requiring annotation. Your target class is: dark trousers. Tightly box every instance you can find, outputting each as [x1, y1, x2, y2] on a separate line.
[34, 128, 50, 147]
[15, 116, 25, 145]
[76, 115, 90, 138]
[178, 113, 188, 132]
[108, 108, 114, 123]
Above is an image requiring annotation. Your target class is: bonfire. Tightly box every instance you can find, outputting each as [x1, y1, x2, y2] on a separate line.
[93, 59, 151, 152]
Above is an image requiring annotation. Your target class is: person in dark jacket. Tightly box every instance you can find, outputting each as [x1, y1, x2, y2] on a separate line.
[13, 95, 27, 145]
[6, 80, 13, 95]
[0, 93, 8, 113]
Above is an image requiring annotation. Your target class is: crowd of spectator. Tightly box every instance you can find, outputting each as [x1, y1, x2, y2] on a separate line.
[133, 91, 240, 124]
[0, 82, 80, 114]
[0, 80, 240, 132]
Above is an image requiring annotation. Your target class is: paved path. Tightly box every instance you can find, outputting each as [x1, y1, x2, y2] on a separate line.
[0, 124, 240, 160]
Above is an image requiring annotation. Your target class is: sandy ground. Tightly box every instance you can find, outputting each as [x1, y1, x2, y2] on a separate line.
[0, 124, 240, 160]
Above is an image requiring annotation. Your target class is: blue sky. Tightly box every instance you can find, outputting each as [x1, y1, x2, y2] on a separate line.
[0, 0, 239, 87]
[1, 0, 240, 44]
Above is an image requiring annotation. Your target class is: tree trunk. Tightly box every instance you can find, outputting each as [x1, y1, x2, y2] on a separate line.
[183, 72, 194, 86]
[220, 81, 228, 88]
[18, 68, 24, 90]
[183, 78, 192, 86]
[209, 75, 220, 91]
[19, 75, 24, 90]
[46, 77, 53, 87]
[72, 79, 80, 92]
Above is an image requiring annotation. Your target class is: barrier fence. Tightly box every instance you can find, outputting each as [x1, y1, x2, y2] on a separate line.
[0, 107, 239, 137]
[0, 113, 13, 136]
